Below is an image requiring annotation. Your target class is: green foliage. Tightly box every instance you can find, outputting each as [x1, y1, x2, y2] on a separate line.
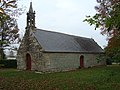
[0, 49, 6, 60]
[108, 48, 120, 64]
[0, 0, 24, 60]
[0, 65, 120, 90]
[83, 14, 101, 30]
[84, 0, 120, 64]
[0, 60, 17, 68]
[105, 35, 120, 63]
[84, 0, 120, 35]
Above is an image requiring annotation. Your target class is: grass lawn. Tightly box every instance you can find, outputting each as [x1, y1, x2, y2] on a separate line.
[0, 65, 120, 90]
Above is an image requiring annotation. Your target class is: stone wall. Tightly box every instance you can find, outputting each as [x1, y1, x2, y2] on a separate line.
[41, 52, 106, 72]
[17, 41, 106, 72]
[17, 29, 45, 71]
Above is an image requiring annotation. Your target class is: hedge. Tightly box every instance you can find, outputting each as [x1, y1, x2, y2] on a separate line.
[0, 60, 17, 68]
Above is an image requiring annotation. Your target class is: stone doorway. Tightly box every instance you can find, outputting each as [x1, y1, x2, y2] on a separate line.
[26, 53, 31, 70]
[80, 55, 84, 68]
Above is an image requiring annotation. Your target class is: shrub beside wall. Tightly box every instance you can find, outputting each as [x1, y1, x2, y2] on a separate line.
[0, 60, 17, 68]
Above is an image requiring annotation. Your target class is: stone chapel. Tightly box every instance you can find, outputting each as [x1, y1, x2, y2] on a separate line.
[17, 2, 106, 72]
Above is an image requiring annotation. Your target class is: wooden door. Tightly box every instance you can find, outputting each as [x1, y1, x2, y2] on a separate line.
[80, 55, 84, 68]
[26, 53, 31, 70]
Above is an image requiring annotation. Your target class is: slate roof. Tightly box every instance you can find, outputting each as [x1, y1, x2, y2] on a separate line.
[33, 29, 104, 53]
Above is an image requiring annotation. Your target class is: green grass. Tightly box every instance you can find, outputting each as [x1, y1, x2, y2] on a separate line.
[0, 65, 120, 90]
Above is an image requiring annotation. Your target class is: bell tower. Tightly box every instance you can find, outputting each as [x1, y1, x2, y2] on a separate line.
[26, 2, 35, 30]
[24, 2, 36, 51]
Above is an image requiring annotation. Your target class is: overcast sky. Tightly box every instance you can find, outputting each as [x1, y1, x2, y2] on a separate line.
[17, 0, 108, 48]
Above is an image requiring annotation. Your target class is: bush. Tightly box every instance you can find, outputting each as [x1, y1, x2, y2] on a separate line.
[0, 60, 17, 68]
[106, 58, 112, 65]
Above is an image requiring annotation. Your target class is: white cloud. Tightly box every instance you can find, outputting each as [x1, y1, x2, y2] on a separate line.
[56, 0, 79, 12]
[17, 0, 108, 48]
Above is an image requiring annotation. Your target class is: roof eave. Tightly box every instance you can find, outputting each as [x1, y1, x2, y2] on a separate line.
[42, 50, 105, 54]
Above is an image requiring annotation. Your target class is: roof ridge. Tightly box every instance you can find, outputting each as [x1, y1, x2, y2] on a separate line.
[36, 28, 91, 39]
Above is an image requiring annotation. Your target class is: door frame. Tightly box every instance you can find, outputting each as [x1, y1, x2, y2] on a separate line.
[26, 53, 32, 70]
[80, 55, 84, 68]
